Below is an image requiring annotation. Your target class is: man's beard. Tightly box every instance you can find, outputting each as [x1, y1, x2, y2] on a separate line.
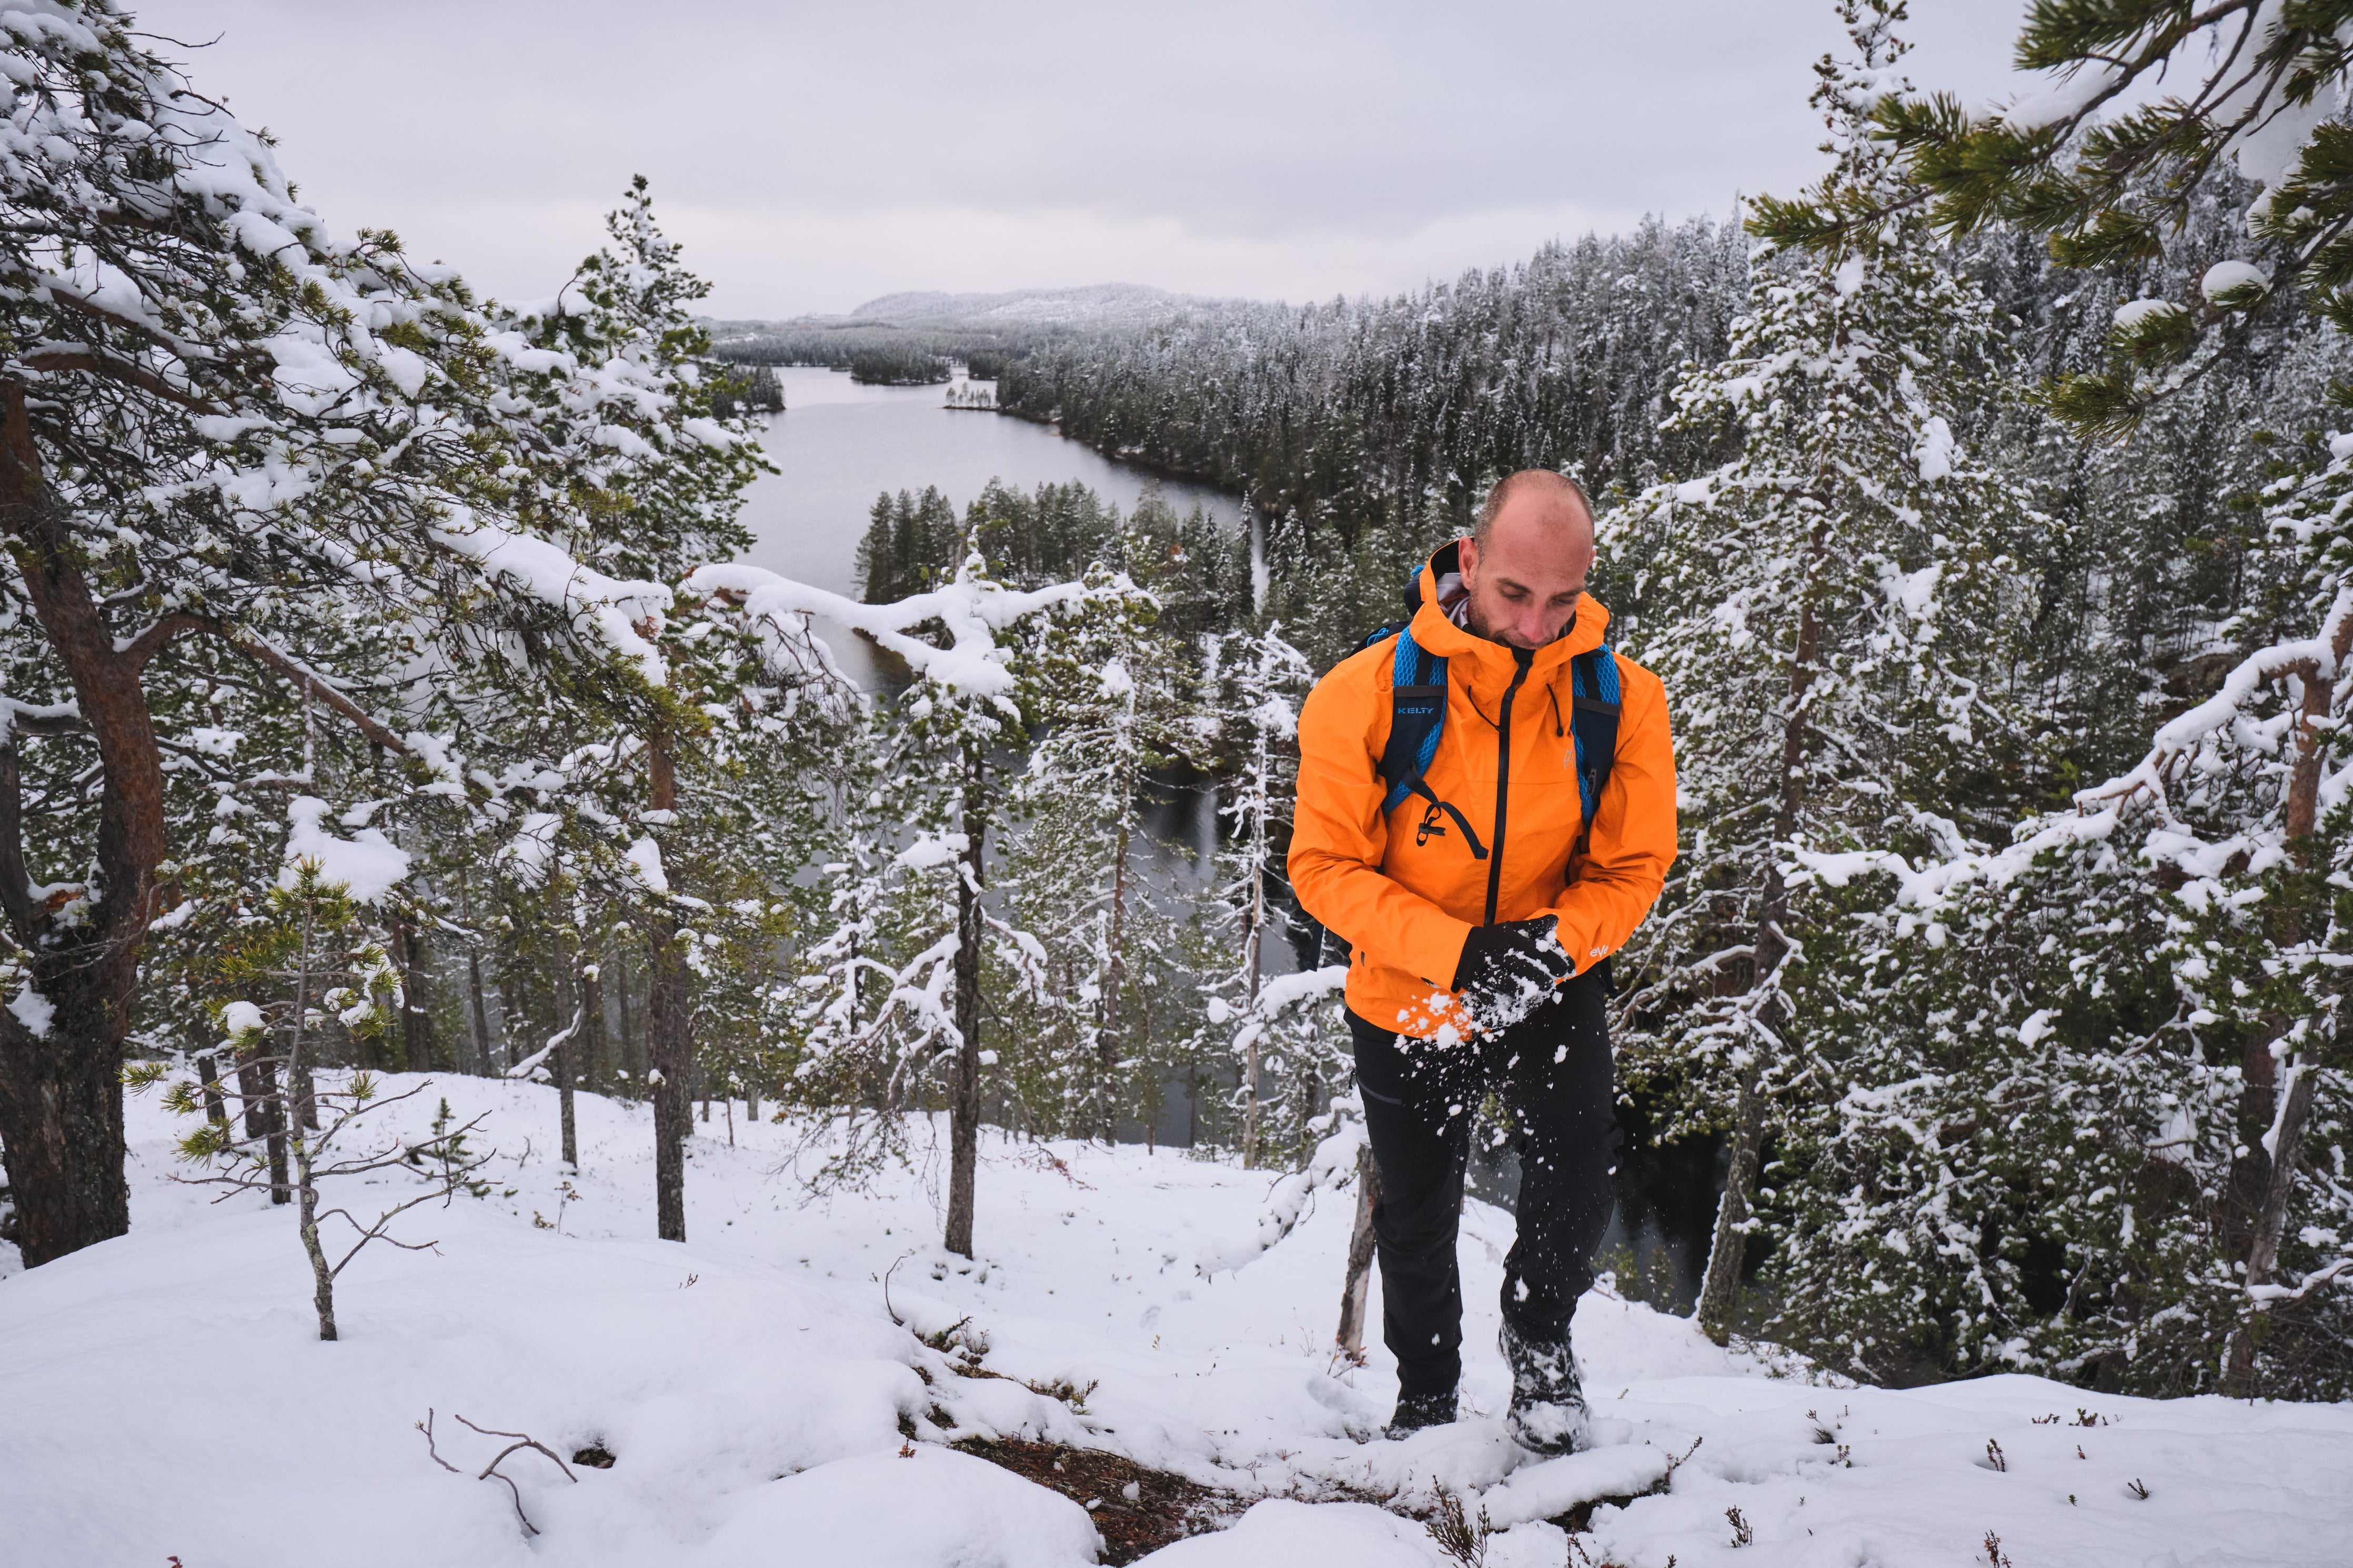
[1466, 595, 1577, 649]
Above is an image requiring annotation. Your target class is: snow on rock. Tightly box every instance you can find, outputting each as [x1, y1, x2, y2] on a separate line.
[1474, 1443, 1672, 1529]
[5, 1075, 2351, 1567]
[282, 795, 410, 902]
[703, 1446, 1100, 1567]
[1136, 1499, 1438, 1565]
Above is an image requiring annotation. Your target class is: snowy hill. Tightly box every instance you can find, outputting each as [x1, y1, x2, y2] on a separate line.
[4, 1077, 2349, 1566]
[846, 284, 1215, 330]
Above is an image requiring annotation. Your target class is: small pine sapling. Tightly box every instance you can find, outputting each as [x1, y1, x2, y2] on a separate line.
[136, 861, 492, 1340]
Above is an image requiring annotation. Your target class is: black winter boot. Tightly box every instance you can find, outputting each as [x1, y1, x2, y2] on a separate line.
[1384, 1387, 1458, 1440]
[1500, 1320, 1588, 1455]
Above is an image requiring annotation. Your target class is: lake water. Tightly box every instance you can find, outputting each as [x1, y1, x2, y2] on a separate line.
[733, 366, 1248, 686]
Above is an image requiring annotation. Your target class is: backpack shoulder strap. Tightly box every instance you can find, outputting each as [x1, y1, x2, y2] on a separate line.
[1375, 626, 1486, 859]
[1569, 646, 1622, 852]
[1377, 627, 1445, 814]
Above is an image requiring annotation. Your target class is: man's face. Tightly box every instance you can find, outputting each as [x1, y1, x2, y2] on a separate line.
[1456, 494, 1595, 650]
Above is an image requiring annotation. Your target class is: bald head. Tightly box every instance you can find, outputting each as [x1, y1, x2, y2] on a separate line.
[1473, 470, 1592, 549]
[1457, 470, 1595, 649]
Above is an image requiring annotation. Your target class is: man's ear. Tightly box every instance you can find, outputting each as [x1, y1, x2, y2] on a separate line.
[1457, 535, 1479, 579]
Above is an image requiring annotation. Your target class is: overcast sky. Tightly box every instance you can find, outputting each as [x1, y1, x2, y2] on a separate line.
[127, 1, 2036, 318]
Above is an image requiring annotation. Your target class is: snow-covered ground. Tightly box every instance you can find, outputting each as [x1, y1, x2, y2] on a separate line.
[4, 1076, 2348, 1567]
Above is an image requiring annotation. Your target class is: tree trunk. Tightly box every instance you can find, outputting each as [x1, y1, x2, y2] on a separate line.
[551, 938, 578, 1171]
[2224, 1054, 2318, 1393]
[2220, 632, 2347, 1393]
[647, 722, 691, 1243]
[1696, 521, 1824, 1342]
[194, 1054, 227, 1126]
[283, 968, 338, 1343]
[0, 399, 172, 1264]
[0, 1002, 136, 1260]
[391, 920, 432, 1074]
[943, 742, 986, 1258]
[557, 1034, 577, 1168]
[579, 960, 606, 1097]
[1098, 810, 1132, 1146]
[1336, 1140, 1382, 1352]
[296, 1130, 337, 1342]
[467, 950, 495, 1077]
[235, 1044, 290, 1205]
[1696, 1061, 1767, 1340]
[1241, 786, 1266, 1168]
[617, 952, 641, 1095]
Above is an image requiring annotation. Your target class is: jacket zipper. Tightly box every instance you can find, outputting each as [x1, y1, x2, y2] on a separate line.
[1484, 648, 1532, 925]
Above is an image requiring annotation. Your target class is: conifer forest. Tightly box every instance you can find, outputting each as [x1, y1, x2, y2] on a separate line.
[9, 3, 2353, 1564]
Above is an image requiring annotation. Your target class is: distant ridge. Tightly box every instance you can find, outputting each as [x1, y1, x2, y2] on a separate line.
[844, 283, 1215, 329]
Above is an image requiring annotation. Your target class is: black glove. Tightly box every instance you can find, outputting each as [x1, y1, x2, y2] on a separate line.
[1451, 917, 1575, 1031]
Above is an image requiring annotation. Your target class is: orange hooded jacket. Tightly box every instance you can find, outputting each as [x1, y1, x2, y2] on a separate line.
[1288, 543, 1677, 1040]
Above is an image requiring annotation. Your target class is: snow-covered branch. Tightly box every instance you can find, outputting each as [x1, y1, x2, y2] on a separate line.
[1196, 1086, 1365, 1278]
[686, 557, 1085, 698]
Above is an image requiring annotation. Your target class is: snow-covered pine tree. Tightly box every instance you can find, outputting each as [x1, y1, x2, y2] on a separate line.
[0, 4, 703, 1266]
[700, 548, 1088, 1255]
[1191, 621, 1314, 1165]
[1793, 410, 2353, 1394]
[1608, 0, 2046, 1340]
[427, 176, 786, 1240]
[1741, 0, 2353, 1398]
[129, 858, 489, 1341]
[1003, 565, 1199, 1142]
[501, 174, 770, 585]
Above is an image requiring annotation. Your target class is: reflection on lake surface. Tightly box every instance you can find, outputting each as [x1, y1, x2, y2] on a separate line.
[732, 366, 1246, 686]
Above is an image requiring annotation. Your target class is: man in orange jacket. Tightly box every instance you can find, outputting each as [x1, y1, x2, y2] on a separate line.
[1289, 470, 1676, 1453]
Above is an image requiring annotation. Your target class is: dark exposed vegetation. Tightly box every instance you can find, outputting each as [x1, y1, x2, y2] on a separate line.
[847, 345, 952, 386]
[710, 365, 785, 417]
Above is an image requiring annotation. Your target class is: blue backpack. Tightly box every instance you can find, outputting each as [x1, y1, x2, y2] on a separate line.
[1359, 547, 1622, 862]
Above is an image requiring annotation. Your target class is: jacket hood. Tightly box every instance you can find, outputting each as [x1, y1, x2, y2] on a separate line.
[1405, 540, 1608, 676]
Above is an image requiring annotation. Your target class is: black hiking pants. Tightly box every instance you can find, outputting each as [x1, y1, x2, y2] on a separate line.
[1348, 966, 1616, 1398]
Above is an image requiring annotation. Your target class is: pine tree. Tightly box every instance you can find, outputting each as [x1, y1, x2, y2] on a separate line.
[1004, 566, 1196, 1141]
[131, 859, 490, 1341]
[1191, 621, 1314, 1164]
[702, 547, 1091, 1255]
[1744, 0, 2353, 1394]
[0, 7, 687, 1266]
[1609, 0, 2047, 1340]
